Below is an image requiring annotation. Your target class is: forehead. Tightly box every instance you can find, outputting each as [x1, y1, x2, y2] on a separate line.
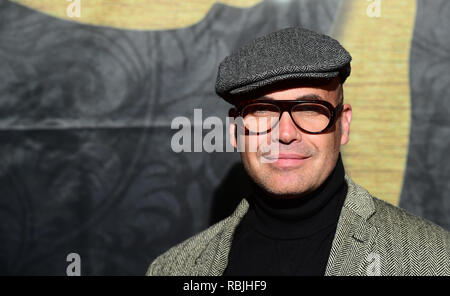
[259, 78, 341, 103]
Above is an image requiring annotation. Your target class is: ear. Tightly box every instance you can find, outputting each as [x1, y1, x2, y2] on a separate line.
[228, 107, 238, 148]
[340, 103, 352, 145]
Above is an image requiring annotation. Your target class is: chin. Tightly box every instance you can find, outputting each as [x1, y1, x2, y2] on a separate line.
[263, 187, 310, 199]
[259, 177, 312, 198]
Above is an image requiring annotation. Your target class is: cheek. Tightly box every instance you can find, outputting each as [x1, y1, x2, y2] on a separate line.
[239, 133, 271, 155]
[240, 150, 261, 183]
[238, 136, 259, 167]
[334, 118, 345, 146]
[306, 133, 340, 160]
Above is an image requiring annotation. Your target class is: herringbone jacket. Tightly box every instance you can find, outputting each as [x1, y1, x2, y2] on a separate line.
[147, 175, 450, 276]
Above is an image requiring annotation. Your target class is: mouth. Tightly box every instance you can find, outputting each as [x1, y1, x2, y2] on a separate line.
[262, 153, 311, 168]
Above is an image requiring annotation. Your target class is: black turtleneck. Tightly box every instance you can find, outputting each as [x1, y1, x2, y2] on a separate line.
[223, 154, 347, 276]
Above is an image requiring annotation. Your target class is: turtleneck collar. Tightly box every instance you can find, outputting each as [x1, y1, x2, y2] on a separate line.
[246, 153, 347, 239]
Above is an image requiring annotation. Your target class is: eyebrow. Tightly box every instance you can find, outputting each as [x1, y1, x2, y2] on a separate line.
[257, 94, 325, 101]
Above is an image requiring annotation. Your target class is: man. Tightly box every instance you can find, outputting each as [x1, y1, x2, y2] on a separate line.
[147, 27, 450, 276]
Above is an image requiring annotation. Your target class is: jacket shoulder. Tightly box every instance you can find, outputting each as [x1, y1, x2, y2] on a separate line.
[146, 198, 249, 276]
[370, 196, 450, 275]
[146, 218, 228, 276]
[372, 197, 449, 233]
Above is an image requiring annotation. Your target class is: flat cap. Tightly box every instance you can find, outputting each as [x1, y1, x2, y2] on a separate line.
[215, 27, 352, 105]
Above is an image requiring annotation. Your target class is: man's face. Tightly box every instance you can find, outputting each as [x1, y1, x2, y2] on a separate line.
[229, 78, 352, 198]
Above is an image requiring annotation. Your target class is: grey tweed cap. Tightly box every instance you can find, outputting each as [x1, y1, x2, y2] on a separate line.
[215, 27, 352, 105]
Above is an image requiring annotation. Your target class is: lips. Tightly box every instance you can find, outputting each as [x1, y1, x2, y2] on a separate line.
[276, 153, 309, 159]
[262, 153, 311, 168]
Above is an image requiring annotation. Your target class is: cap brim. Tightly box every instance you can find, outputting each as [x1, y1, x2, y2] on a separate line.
[229, 71, 340, 96]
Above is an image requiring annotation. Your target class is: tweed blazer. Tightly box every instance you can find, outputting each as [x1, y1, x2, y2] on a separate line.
[147, 175, 450, 276]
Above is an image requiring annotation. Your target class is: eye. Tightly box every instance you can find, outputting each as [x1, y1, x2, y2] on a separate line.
[292, 103, 331, 117]
[290, 103, 332, 133]
[242, 103, 280, 118]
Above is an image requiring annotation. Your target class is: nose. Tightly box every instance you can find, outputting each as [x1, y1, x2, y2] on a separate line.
[276, 111, 302, 144]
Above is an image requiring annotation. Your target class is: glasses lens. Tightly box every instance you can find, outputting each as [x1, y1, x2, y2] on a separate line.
[292, 103, 331, 133]
[242, 103, 280, 133]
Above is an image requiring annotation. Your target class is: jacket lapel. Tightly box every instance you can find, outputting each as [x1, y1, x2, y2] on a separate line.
[206, 198, 249, 275]
[325, 175, 378, 276]
[205, 175, 379, 276]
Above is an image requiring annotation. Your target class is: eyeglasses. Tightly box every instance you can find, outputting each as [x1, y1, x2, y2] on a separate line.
[234, 99, 343, 135]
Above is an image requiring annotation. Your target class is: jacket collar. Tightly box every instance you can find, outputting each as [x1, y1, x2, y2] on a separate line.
[341, 174, 376, 221]
[208, 174, 378, 275]
[325, 175, 379, 275]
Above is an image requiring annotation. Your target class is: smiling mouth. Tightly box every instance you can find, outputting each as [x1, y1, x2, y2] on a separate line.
[261, 153, 311, 167]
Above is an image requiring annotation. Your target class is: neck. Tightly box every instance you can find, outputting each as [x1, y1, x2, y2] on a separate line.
[246, 153, 347, 238]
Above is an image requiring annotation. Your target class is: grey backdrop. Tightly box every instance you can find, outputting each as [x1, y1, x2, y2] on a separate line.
[0, 0, 341, 275]
[399, 0, 450, 231]
[0, 0, 449, 275]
